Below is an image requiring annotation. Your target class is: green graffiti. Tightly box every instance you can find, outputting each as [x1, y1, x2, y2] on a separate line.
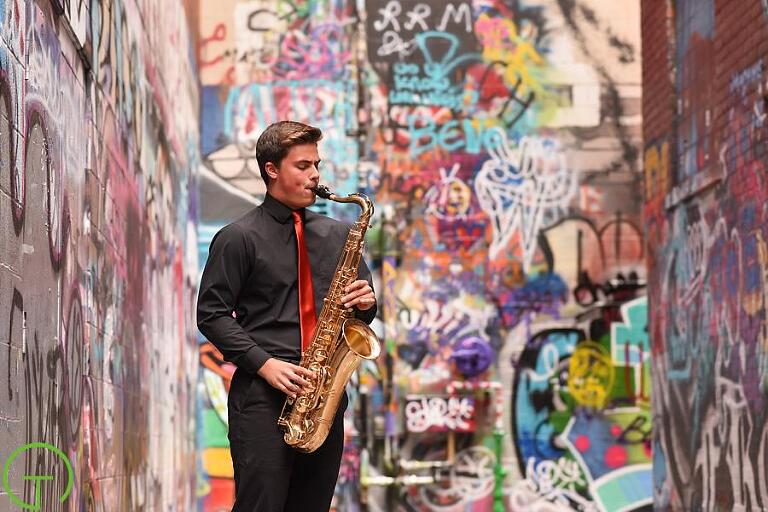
[2, 443, 74, 511]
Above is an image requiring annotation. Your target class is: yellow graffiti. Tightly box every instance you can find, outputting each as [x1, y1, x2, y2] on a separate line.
[475, 13, 546, 98]
[568, 341, 615, 408]
[203, 447, 234, 478]
[643, 141, 670, 201]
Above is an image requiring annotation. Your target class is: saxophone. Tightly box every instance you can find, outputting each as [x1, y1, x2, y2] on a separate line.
[277, 184, 381, 452]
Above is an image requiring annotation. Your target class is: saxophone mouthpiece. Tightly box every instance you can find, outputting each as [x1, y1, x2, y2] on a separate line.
[313, 184, 333, 199]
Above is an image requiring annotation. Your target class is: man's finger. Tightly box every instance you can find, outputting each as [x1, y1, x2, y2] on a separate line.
[344, 280, 366, 293]
[292, 373, 310, 387]
[293, 365, 315, 379]
[342, 288, 370, 304]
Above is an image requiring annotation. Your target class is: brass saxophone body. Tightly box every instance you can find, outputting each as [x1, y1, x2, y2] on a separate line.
[277, 184, 381, 453]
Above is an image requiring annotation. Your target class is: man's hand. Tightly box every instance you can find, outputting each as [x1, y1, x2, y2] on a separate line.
[340, 279, 376, 311]
[257, 358, 315, 398]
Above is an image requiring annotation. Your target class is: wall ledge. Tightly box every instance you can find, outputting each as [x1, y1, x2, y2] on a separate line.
[664, 164, 724, 210]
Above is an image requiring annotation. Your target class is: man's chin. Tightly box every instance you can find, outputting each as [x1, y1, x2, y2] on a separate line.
[302, 194, 317, 207]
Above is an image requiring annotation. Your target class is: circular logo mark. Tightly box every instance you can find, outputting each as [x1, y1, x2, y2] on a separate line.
[2, 442, 73, 510]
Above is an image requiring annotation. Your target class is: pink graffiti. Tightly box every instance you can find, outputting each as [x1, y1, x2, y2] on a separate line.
[274, 25, 350, 80]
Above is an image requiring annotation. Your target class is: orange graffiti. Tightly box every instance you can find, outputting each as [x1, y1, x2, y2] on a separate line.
[200, 342, 235, 393]
[643, 141, 670, 203]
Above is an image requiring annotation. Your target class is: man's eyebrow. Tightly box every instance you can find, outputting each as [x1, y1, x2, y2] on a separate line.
[295, 159, 322, 165]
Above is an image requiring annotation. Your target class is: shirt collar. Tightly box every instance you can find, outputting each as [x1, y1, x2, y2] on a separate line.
[263, 193, 304, 224]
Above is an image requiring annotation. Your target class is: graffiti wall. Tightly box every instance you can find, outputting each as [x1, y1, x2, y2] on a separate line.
[197, 0, 646, 510]
[643, 0, 768, 511]
[0, 0, 199, 509]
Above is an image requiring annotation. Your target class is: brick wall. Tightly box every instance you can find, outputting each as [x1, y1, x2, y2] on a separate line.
[643, 0, 768, 510]
[0, 0, 200, 509]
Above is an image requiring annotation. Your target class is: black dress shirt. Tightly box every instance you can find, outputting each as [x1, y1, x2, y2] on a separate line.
[197, 193, 377, 373]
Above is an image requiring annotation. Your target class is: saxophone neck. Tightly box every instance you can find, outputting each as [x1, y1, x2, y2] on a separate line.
[314, 185, 374, 226]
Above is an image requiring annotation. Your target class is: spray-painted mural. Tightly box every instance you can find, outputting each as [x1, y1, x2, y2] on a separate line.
[644, 0, 768, 510]
[197, 1, 646, 510]
[0, 0, 199, 509]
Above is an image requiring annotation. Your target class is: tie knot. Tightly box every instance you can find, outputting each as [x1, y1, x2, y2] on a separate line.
[292, 210, 302, 225]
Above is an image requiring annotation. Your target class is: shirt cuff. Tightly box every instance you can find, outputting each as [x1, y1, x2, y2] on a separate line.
[241, 345, 272, 374]
[354, 302, 377, 324]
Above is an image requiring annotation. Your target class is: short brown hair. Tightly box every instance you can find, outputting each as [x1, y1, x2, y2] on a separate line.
[255, 121, 323, 185]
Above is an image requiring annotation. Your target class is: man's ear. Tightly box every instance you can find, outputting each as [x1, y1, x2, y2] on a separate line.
[265, 161, 279, 181]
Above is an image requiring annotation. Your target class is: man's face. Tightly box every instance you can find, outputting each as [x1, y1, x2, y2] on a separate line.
[266, 143, 321, 209]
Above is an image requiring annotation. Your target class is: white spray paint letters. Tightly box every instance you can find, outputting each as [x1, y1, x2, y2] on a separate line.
[405, 395, 475, 433]
[475, 128, 576, 268]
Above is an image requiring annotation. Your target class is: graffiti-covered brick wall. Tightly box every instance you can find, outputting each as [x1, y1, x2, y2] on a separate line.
[643, 0, 768, 511]
[0, 0, 200, 509]
[197, 1, 646, 511]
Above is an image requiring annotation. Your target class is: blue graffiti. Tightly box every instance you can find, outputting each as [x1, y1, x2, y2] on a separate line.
[496, 273, 568, 328]
[612, 297, 649, 365]
[664, 208, 696, 380]
[513, 329, 581, 466]
[675, 0, 714, 57]
[407, 114, 502, 156]
[390, 51, 480, 108]
[220, 79, 359, 204]
[415, 31, 480, 78]
[223, 79, 354, 144]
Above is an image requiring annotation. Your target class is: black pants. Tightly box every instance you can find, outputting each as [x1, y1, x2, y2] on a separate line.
[227, 369, 347, 512]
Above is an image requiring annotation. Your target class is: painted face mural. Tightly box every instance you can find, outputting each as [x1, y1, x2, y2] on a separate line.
[196, 0, 646, 511]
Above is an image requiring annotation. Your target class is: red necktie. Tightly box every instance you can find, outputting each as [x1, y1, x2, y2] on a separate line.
[292, 210, 317, 351]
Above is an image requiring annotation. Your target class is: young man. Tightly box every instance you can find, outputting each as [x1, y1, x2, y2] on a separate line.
[197, 121, 377, 511]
